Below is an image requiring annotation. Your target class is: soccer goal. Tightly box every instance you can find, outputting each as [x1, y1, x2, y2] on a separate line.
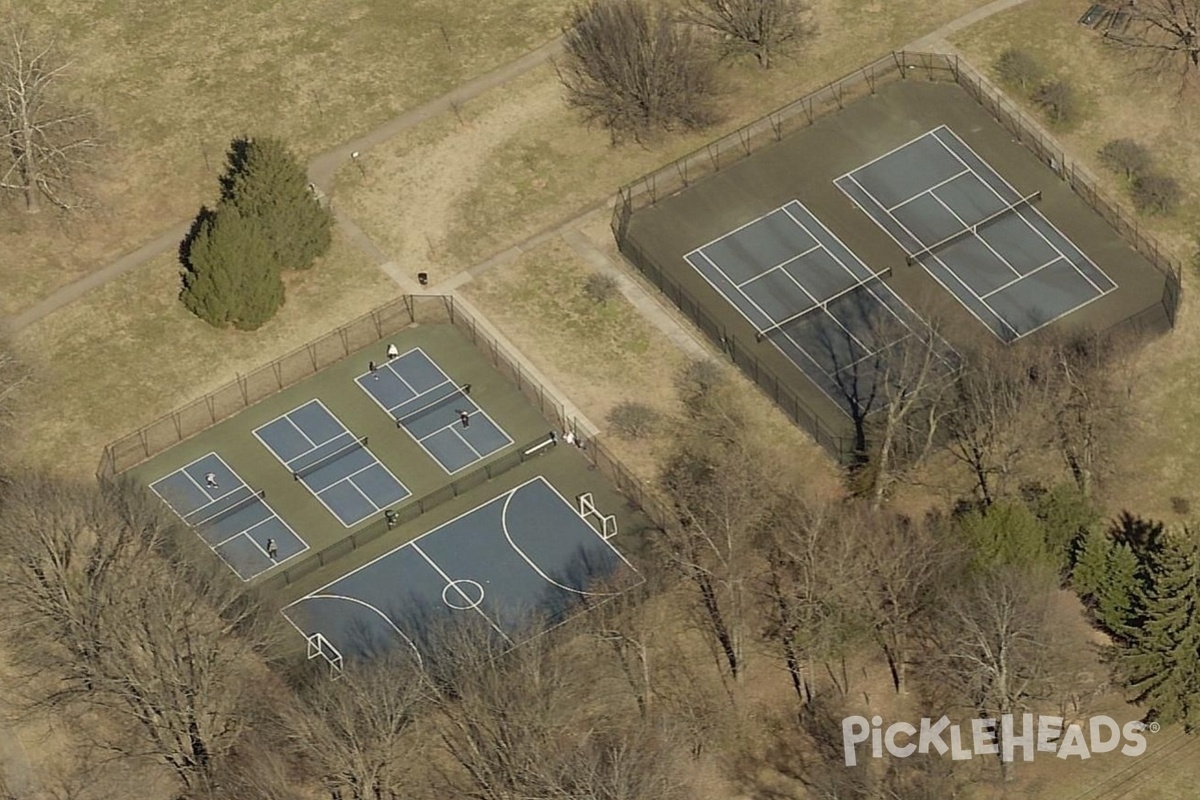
[307, 631, 344, 679]
[577, 492, 618, 540]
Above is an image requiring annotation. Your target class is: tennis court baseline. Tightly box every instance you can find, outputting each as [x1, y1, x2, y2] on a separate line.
[283, 476, 641, 665]
[150, 452, 306, 581]
[684, 199, 953, 418]
[357, 347, 513, 474]
[835, 125, 1117, 341]
[254, 400, 410, 527]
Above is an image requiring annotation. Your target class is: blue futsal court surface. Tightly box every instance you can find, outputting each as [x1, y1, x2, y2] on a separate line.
[284, 476, 640, 664]
[150, 452, 307, 581]
[356, 347, 513, 473]
[836, 125, 1117, 341]
[254, 400, 410, 527]
[685, 200, 953, 417]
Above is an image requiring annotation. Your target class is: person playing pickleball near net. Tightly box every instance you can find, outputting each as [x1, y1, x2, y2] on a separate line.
[457, 409, 470, 428]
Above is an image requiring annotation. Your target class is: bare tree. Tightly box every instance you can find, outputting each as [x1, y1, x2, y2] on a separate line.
[423, 622, 580, 800]
[0, 475, 166, 689]
[1031, 330, 1133, 498]
[285, 653, 426, 800]
[559, 0, 717, 141]
[850, 507, 959, 695]
[682, 0, 816, 68]
[829, 307, 956, 506]
[547, 724, 689, 800]
[658, 436, 773, 683]
[586, 581, 660, 719]
[1106, 0, 1200, 91]
[0, 478, 285, 796]
[759, 499, 867, 707]
[924, 566, 1064, 782]
[0, 21, 100, 212]
[943, 338, 1043, 506]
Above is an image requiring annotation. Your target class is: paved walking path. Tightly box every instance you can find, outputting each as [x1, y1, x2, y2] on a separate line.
[3, 38, 564, 335]
[5, 0, 1031, 335]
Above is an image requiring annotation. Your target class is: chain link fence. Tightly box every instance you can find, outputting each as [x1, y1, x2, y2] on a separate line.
[612, 51, 1183, 463]
[97, 295, 445, 481]
[99, 290, 676, 583]
[259, 431, 559, 591]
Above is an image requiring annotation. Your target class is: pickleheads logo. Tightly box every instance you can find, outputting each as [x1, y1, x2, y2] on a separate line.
[841, 715, 1152, 767]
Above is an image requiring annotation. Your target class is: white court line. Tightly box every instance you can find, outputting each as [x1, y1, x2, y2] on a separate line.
[793, 197, 938, 346]
[930, 127, 1114, 297]
[281, 399, 408, 528]
[152, 453, 308, 582]
[927, 190, 1022, 279]
[886, 168, 971, 212]
[389, 350, 516, 475]
[840, 171, 1019, 340]
[734, 244, 823, 288]
[284, 475, 639, 657]
[684, 205, 806, 258]
[980, 256, 1067, 301]
[284, 593, 424, 663]
[534, 476, 637, 573]
[692, 249, 779, 331]
[832, 125, 955, 183]
[411, 544, 512, 642]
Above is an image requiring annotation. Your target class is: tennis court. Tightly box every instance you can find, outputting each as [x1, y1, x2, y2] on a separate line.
[357, 347, 513, 473]
[150, 452, 306, 581]
[254, 399, 410, 527]
[684, 200, 951, 417]
[835, 125, 1118, 342]
[283, 475, 640, 666]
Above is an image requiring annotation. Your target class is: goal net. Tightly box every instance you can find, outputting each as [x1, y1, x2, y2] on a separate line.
[307, 632, 344, 679]
[577, 492, 618, 540]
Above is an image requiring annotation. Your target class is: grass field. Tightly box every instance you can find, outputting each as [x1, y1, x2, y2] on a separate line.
[953, 0, 1199, 522]
[12, 232, 389, 478]
[8, 0, 996, 482]
[0, 0, 569, 316]
[333, 0, 997, 287]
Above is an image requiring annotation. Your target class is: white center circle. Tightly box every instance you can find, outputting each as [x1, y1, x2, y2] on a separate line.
[443, 579, 485, 611]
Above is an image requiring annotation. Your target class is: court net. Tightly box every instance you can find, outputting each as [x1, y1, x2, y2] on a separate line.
[293, 436, 368, 481]
[395, 384, 471, 429]
[190, 488, 265, 529]
[905, 190, 1041, 266]
[755, 268, 892, 343]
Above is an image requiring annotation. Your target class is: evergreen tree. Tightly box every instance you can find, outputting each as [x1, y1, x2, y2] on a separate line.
[1072, 528, 1140, 636]
[957, 501, 1051, 572]
[180, 205, 285, 330]
[220, 136, 332, 271]
[1115, 527, 1200, 731]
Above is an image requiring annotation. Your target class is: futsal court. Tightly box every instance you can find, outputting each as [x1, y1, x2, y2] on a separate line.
[356, 347, 513, 473]
[835, 125, 1118, 342]
[684, 200, 951, 417]
[284, 475, 640, 668]
[254, 399, 410, 527]
[150, 452, 306, 581]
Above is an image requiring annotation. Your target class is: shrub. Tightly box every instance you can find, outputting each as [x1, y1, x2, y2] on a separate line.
[607, 400, 661, 439]
[1033, 79, 1080, 126]
[1097, 138, 1153, 180]
[1130, 173, 1181, 215]
[995, 49, 1043, 94]
[583, 271, 620, 304]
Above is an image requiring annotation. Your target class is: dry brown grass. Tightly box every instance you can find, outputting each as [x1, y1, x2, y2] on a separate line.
[11, 233, 387, 478]
[332, 0, 995, 286]
[954, 0, 1200, 522]
[0, 0, 569, 316]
